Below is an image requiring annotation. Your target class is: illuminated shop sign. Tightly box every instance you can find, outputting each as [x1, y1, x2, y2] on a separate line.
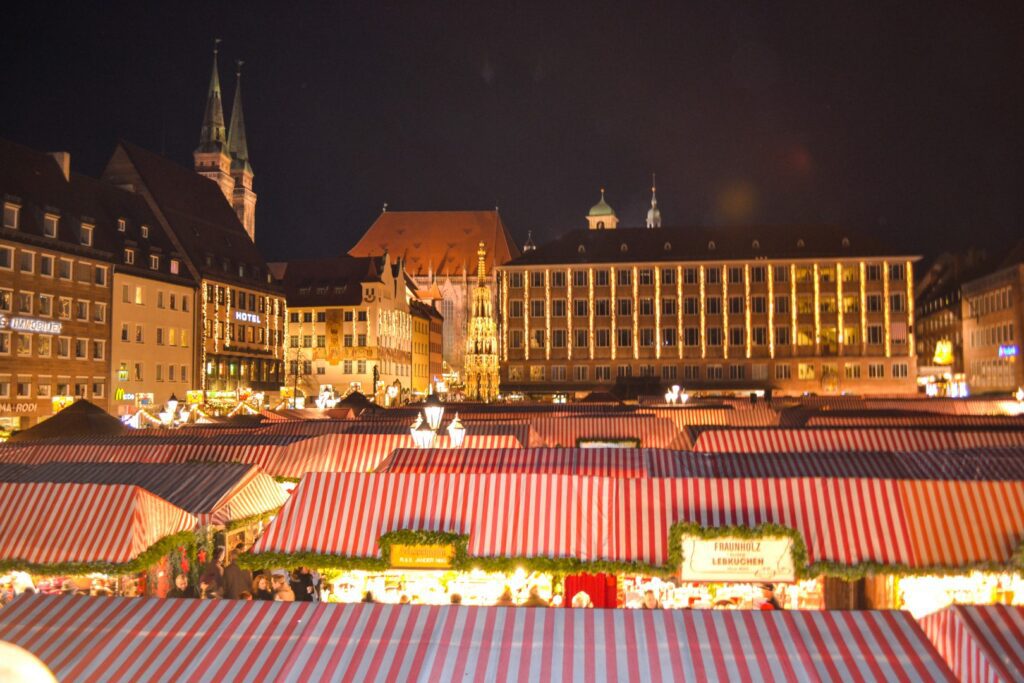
[680, 535, 796, 583]
[0, 402, 37, 415]
[0, 315, 62, 335]
[234, 311, 261, 324]
[998, 344, 1018, 359]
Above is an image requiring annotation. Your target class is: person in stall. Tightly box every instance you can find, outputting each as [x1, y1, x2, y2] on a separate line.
[758, 584, 782, 610]
[167, 573, 199, 599]
[642, 590, 662, 609]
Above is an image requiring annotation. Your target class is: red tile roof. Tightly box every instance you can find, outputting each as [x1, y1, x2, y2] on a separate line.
[347, 210, 520, 278]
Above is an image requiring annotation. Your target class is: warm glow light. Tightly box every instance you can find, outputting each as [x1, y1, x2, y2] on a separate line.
[676, 266, 683, 360]
[446, 412, 466, 447]
[523, 270, 530, 361]
[906, 259, 915, 355]
[588, 268, 595, 360]
[812, 263, 821, 353]
[789, 264, 797, 353]
[836, 263, 844, 351]
[859, 262, 867, 355]
[722, 265, 729, 360]
[500, 271, 508, 361]
[566, 267, 572, 361]
[610, 267, 617, 361]
[768, 264, 775, 359]
[544, 268, 551, 360]
[883, 260, 891, 358]
[699, 265, 706, 359]
[933, 339, 954, 366]
[423, 392, 444, 430]
[632, 266, 639, 360]
[654, 266, 661, 360]
[744, 264, 751, 359]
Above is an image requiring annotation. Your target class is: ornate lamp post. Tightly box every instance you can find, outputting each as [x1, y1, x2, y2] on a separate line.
[423, 392, 445, 431]
[447, 413, 466, 448]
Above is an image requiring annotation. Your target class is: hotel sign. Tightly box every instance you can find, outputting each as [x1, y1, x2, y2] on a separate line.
[0, 315, 62, 335]
[680, 535, 796, 583]
[389, 544, 455, 569]
[234, 311, 261, 324]
[998, 344, 1018, 359]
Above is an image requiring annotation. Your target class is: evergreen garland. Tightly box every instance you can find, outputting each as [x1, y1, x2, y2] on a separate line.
[0, 530, 199, 576]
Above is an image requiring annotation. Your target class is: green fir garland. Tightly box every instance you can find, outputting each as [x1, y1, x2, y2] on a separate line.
[0, 530, 199, 577]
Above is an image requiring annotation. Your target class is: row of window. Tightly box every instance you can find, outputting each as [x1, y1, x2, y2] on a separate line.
[0, 332, 104, 360]
[207, 320, 275, 345]
[969, 358, 1016, 387]
[116, 362, 189, 383]
[118, 323, 190, 347]
[0, 377, 105, 400]
[507, 263, 905, 289]
[3, 203, 104, 246]
[0, 289, 106, 322]
[967, 287, 1013, 319]
[289, 310, 368, 323]
[0, 246, 108, 285]
[123, 248, 180, 274]
[509, 293, 903, 318]
[970, 323, 1015, 349]
[206, 284, 278, 315]
[510, 323, 901, 350]
[508, 361, 910, 382]
[120, 284, 191, 312]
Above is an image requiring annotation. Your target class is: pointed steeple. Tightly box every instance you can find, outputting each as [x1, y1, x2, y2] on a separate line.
[227, 60, 251, 173]
[477, 241, 487, 284]
[646, 173, 662, 228]
[523, 230, 537, 253]
[197, 39, 227, 153]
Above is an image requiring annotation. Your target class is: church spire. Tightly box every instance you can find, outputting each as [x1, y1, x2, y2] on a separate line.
[227, 60, 251, 173]
[476, 241, 487, 284]
[197, 39, 227, 153]
[646, 173, 662, 228]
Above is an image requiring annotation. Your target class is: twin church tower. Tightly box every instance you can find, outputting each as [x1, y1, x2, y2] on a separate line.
[193, 41, 257, 242]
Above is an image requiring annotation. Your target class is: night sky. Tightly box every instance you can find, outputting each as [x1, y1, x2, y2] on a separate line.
[2, 2, 1021, 262]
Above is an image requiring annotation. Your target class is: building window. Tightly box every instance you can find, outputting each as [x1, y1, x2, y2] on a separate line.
[38, 294, 52, 317]
[58, 297, 71, 320]
[595, 366, 611, 381]
[706, 327, 722, 346]
[639, 298, 654, 316]
[867, 325, 884, 345]
[17, 381, 31, 398]
[617, 329, 632, 347]
[81, 224, 94, 246]
[0, 331, 11, 354]
[124, 249, 135, 265]
[684, 268, 697, 284]
[617, 365, 632, 378]
[706, 365, 723, 380]
[510, 330, 523, 348]
[752, 327, 767, 346]
[729, 327, 744, 347]
[357, 360, 366, 374]
[661, 328, 677, 347]
[844, 363, 861, 379]
[639, 328, 655, 347]
[892, 363, 908, 378]
[91, 340, 104, 360]
[141, 225, 150, 239]
[530, 272, 544, 288]
[729, 365, 745, 380]
[776, 327, 791, 345]
[798, 363, 816, 380]
[150, 255, 160, 270]
[18, 251, 33, 273]
[707, 268, 721, 285]
[638, 269, 653, 285]
[91, 382, 105, 399]
[728, 267, 743, 284]
[867, 264, 882, 281]
[616, 269, 632, 286]
[2, 203, 19, 229]
[617, 299, 632, 317]
[596, 329, 610, 348]
[510, 272, 523, 288]
[573, 329, 588, 348]
[551, 366, 567, 381]
[684, 327, 699, 346]
[56, 336, 70, 358]
[751, 296, 766, 314]
[551, 271, 565, 288]
[661, 269, 676, 285]
[94, 266, 107, 286]
[58, 258, 72, 279]
[74, 300, 88, 320]
[43, 214, 58, 238]
[74, 338, 87, 359]
[594, 270, 609, 287]
[729, 296, 743, 315]
[16, 292, 32, 314]
[868, 363, 885, 379]
[117, 218, 126, 232]
[574, 366, 588, 381]
[357, 334, 367, 347]
[594, 299, 610, 317]
[39, 254, 53, 276]
[552, 299, 566, 317]
[552, 330, 566, 348]
[706, 297, 721, 315]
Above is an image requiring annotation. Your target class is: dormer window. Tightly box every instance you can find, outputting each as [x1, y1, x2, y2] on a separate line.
[43, 214, 59, 238]
[124, 248, 135, 265]
[708, 240, 716, 251]
[80, 223, 94, 247]
[117, 218, 126, 233]
[3, 203, 19, 229]
[238, 264, 245, 278]
[141, 225, 149, 239]
[149, 255, 160, 270]
[796, 238, 805, 248]
[170, 259, 180, 275]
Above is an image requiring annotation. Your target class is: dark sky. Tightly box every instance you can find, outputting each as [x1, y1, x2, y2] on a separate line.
[3, 2, 1022, 261]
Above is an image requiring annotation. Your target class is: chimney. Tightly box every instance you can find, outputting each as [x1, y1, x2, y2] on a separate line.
[49, 151, 71, 180]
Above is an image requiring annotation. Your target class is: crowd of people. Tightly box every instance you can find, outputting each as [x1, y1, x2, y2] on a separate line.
[168, 546, 322, 603]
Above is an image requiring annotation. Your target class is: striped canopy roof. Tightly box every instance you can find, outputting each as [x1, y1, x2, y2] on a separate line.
[0, 595, 954, 682]
[693, 428, 1024, 453]
[530, 416, 689, 449]
[0, 462, 285, 525]
[919, 605, 1024, 683]
[0, 482, 196, 565]
[376, 447, 1024, 481]
[251, 471, 1024, 570]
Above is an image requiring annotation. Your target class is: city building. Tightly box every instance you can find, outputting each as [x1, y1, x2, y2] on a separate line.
[0, 140, 114, 430]
[409, 300, 442, 396]
[961, 242, 1023, 394]
[103, 141, 284, 394]
[275, 254, 417, 403]
[497, 195, 920, 396]
[463, 242, 500, 401]
[914, 249, 990, 394]
[347, 210, 519, 374]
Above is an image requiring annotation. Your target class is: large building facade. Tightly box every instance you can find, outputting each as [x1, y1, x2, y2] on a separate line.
[497, 206, 919, 396]
[961, 249, 1023, 394]
[347, 210, 519, 374]
[276, 254, 422, 403]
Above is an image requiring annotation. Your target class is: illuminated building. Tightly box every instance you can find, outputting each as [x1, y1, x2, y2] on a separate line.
[347, 210, 520, 373]
[463, 243, 500, 401]
[497, 203, 920, 396]
[274, 254, 419, 404]
[961, 243, 1024, 393]
[410, 299, 443, 396]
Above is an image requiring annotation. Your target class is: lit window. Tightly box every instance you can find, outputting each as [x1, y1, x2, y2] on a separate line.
[150, 255, 160, 270]
[141, 225, 149, 239]
[81, 223, 94, 246]
[2, 203, 19, 229]
[117, 218, 126, 232]
[124, 249, 135, 265]
[43, 214, 59, 238]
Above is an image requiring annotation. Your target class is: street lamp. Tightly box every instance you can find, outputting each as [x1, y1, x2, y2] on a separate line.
[166, 393, 180, 414]
[423, 392, 444, 431]
[411, 415, 436, 449]
[447, 413, 466, 448]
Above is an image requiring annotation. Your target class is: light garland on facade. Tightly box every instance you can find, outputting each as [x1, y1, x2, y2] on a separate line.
[274, 298, 282, 360]
[201, 279, 209, 390]
[813, 263, 820, 354]
[566, 268, 572, 361]
[768, 264, 775, 359]
[859, 261, 867, 355]
[588, 268, 595, 360]
[610, 267, 617, 361]
[632, 266, 639, 361]
[699, 265, 706, 359]
[544, 268, 551, 360]
[676, 266, 683, 360]
[790, 264, 797, 354]
[654, 266, 661, 360]
[883, 260, 891, 358]
[744, 264, 751, 359]
[722, 266, 729, 360]
[836, 263, 844, 353]
[906, 260, 915, 355]
[500, 272, 508, 361]
[523, 272, 530, 361]
[225, 285, 232, 349]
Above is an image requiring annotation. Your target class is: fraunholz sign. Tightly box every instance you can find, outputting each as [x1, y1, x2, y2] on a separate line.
[680, 535, 796, 583]
[389, 544, 455, 569]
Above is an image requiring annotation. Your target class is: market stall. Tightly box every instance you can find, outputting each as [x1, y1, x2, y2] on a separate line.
[0, 482, 197, 597]
[918, 604, 1024, 683]
[529, 416, 689, 449]
[0, 595, 956, 681]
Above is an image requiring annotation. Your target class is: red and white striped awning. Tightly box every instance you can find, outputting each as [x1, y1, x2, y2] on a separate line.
[531, 416, 688, 449]
[0, 482, 196, 565]
[0, 595, 954, 682]
[693, 428, 961, 453]
[919, 605, 1024, 683]
[377, 447, 651, 477]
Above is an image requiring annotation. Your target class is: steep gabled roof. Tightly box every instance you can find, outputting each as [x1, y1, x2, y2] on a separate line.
[102, 140, 276, 290]
[347, 210, 520, 278]
[275, 255, 387, 306]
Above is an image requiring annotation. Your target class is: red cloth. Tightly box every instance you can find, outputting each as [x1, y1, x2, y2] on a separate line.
[564, 573, 616, 608]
